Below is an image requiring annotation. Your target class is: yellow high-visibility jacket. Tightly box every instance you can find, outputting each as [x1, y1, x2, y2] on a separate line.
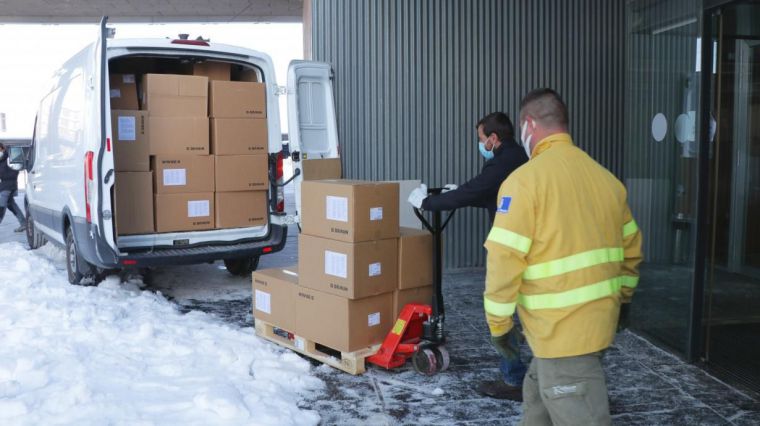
[484, 133, 643, 358]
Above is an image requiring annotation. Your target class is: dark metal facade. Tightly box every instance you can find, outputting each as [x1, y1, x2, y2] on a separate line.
[310, 0, 626, 268]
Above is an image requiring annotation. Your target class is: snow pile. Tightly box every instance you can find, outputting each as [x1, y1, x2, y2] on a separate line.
[0, 242, 322, 425]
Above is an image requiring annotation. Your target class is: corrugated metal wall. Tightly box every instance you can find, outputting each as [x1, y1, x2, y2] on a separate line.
[310, 0, 626, 268]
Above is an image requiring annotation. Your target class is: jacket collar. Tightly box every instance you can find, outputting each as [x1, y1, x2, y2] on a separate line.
[532, 133, 573, 158]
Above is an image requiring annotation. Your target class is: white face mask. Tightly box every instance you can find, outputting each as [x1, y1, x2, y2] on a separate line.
[520, 120, 534, 159]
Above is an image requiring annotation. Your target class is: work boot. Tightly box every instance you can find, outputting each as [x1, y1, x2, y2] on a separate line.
[14, 224, 26, 233]
[475, 380, 523, 401]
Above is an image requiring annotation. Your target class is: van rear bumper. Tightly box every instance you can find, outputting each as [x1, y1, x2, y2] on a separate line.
[113, 224, 288, 267]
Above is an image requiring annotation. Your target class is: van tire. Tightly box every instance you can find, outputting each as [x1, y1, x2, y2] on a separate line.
[224, 256, 260, 277]
[25, 206, 46, 250]
[66, 227, 94, 285]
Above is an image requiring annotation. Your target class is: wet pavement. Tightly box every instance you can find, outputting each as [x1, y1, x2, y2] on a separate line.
[3, 191, 759, 425]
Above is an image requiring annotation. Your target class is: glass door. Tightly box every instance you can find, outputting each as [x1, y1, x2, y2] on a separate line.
[704, 0, 760, 392]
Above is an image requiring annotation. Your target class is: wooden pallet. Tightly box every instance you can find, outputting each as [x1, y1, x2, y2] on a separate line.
[254, 319, 381, 375]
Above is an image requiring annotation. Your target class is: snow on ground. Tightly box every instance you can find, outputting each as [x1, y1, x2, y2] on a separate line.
[0, 241, 322, 425]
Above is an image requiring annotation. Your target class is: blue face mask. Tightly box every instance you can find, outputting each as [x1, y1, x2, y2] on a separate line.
[478, 141, 495, 160]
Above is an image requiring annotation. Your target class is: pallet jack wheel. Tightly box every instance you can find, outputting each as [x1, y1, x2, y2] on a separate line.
[433, 346, 450, 372]
[412, 348, 438, 375]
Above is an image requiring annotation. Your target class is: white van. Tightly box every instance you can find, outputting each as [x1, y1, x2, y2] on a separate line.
[15, 19, 339, 284]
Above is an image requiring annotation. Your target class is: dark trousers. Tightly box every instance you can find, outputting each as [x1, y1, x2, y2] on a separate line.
[0, 190, 25, 225]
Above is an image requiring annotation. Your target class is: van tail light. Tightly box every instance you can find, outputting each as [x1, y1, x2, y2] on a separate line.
[171, 39, 209, 46]
[84, 151, 94, 223]
[275, 151, 285, 213]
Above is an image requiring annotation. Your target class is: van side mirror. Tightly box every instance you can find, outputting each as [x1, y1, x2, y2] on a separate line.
[7, 146, 26, 171]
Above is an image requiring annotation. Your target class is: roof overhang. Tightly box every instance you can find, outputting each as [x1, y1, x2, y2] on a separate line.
[0, 0, 303, 24]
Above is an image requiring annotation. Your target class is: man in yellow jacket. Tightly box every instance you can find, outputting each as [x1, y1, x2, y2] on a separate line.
[484, 88, 643, 425]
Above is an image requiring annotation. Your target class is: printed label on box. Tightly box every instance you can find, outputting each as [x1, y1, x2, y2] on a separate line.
[187, 200, 210, 218]
[324, 250, 348, 279]
[110, 88, 121, 98]
[163, 169, 187, 186]
[369, 262, 382, 277]
[117, 116, 136, 141]
[295, 337, 305, 351]
[254, 289, 271, 314]
[122, 74, 135, 84]
[370, 207, 383, 221]
[326, 196, 348, 222]
[368, 312, 381, 327]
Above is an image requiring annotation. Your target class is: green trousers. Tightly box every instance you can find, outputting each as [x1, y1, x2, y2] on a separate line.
[519, 352, 611, 426]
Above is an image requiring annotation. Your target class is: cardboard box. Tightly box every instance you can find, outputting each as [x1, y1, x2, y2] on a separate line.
[398, 227, 433, 289]
[152, 155, 215, 194]
[154, 192, 214, 232]
[301, 180, 400, 243]
[298, 234, 398, 299]
[216, 191, 268, 229]
[215, 154, 268, 192]
[393, 286, 434, 319]
[210, 118, 268, 155]
[109, 74, 139, 110]
[192, 62, 231, 81]
[252, 267, 298, 331]
[295, 286, 393, 353]
[301, 158, 342, 180]
[232, 66, 260, 82]
[149, 117, 209, 155]
[391, 180, 424, 229]
[143, 74, 208, 117]
[209, 81, 266, 118]
[111, 110, 150, 172]
[114, 172, 154, 235]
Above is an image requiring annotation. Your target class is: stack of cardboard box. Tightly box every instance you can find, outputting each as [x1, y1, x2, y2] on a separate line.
[111, 73, 155, 236]
[145, 72, 214, 232]
[109, 62, 270, 236]
[209, 71, 269, 230]
[253, 179, 436, 358]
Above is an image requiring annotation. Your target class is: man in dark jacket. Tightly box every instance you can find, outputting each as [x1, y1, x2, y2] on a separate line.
[409, 112, 529, 223]
[0, 143, 26, 232]
[407, 112, 529, 400]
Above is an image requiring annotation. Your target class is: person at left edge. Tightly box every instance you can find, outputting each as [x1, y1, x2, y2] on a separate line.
[407, 112, 529, 401]
[0, 143, 27, 233]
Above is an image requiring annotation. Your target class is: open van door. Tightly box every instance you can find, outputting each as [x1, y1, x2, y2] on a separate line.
[286, 60, 341, 223]
[94, 16, 118, 258]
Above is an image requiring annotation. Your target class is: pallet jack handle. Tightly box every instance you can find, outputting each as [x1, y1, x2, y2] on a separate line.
[413, 188, 456, 343]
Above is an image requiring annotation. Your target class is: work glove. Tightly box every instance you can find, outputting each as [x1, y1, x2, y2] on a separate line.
[617, 303, 631, 332]
[407, 184, 428, 209]
[490, 328, 522, 362]
[441, 183, 458, 193]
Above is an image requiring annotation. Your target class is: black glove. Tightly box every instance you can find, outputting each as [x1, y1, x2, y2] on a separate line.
[617, 303, 631, 332]
[490, 328, 521, 361]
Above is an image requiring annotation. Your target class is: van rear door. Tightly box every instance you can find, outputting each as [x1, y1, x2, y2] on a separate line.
[286, 60, 341, 222]
[95, 16, 118, 253]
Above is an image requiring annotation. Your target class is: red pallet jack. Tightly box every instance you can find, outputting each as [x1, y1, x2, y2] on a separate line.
[367, 187, 456, 375]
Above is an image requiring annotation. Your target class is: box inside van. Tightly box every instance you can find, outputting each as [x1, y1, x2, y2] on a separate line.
[109, 55, 271, 239]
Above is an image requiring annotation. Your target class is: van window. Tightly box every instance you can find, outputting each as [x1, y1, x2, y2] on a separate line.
[54, 74, 84, 161]
[36, 88, 57, 163]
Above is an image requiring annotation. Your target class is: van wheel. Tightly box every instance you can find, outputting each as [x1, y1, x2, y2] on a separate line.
[224, 256, 260, 277]
[25, 207, 46, 250]
[65, 227, 94, 285]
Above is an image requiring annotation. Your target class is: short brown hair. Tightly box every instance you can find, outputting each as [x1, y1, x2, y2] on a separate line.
[519, 88, 568, 128]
